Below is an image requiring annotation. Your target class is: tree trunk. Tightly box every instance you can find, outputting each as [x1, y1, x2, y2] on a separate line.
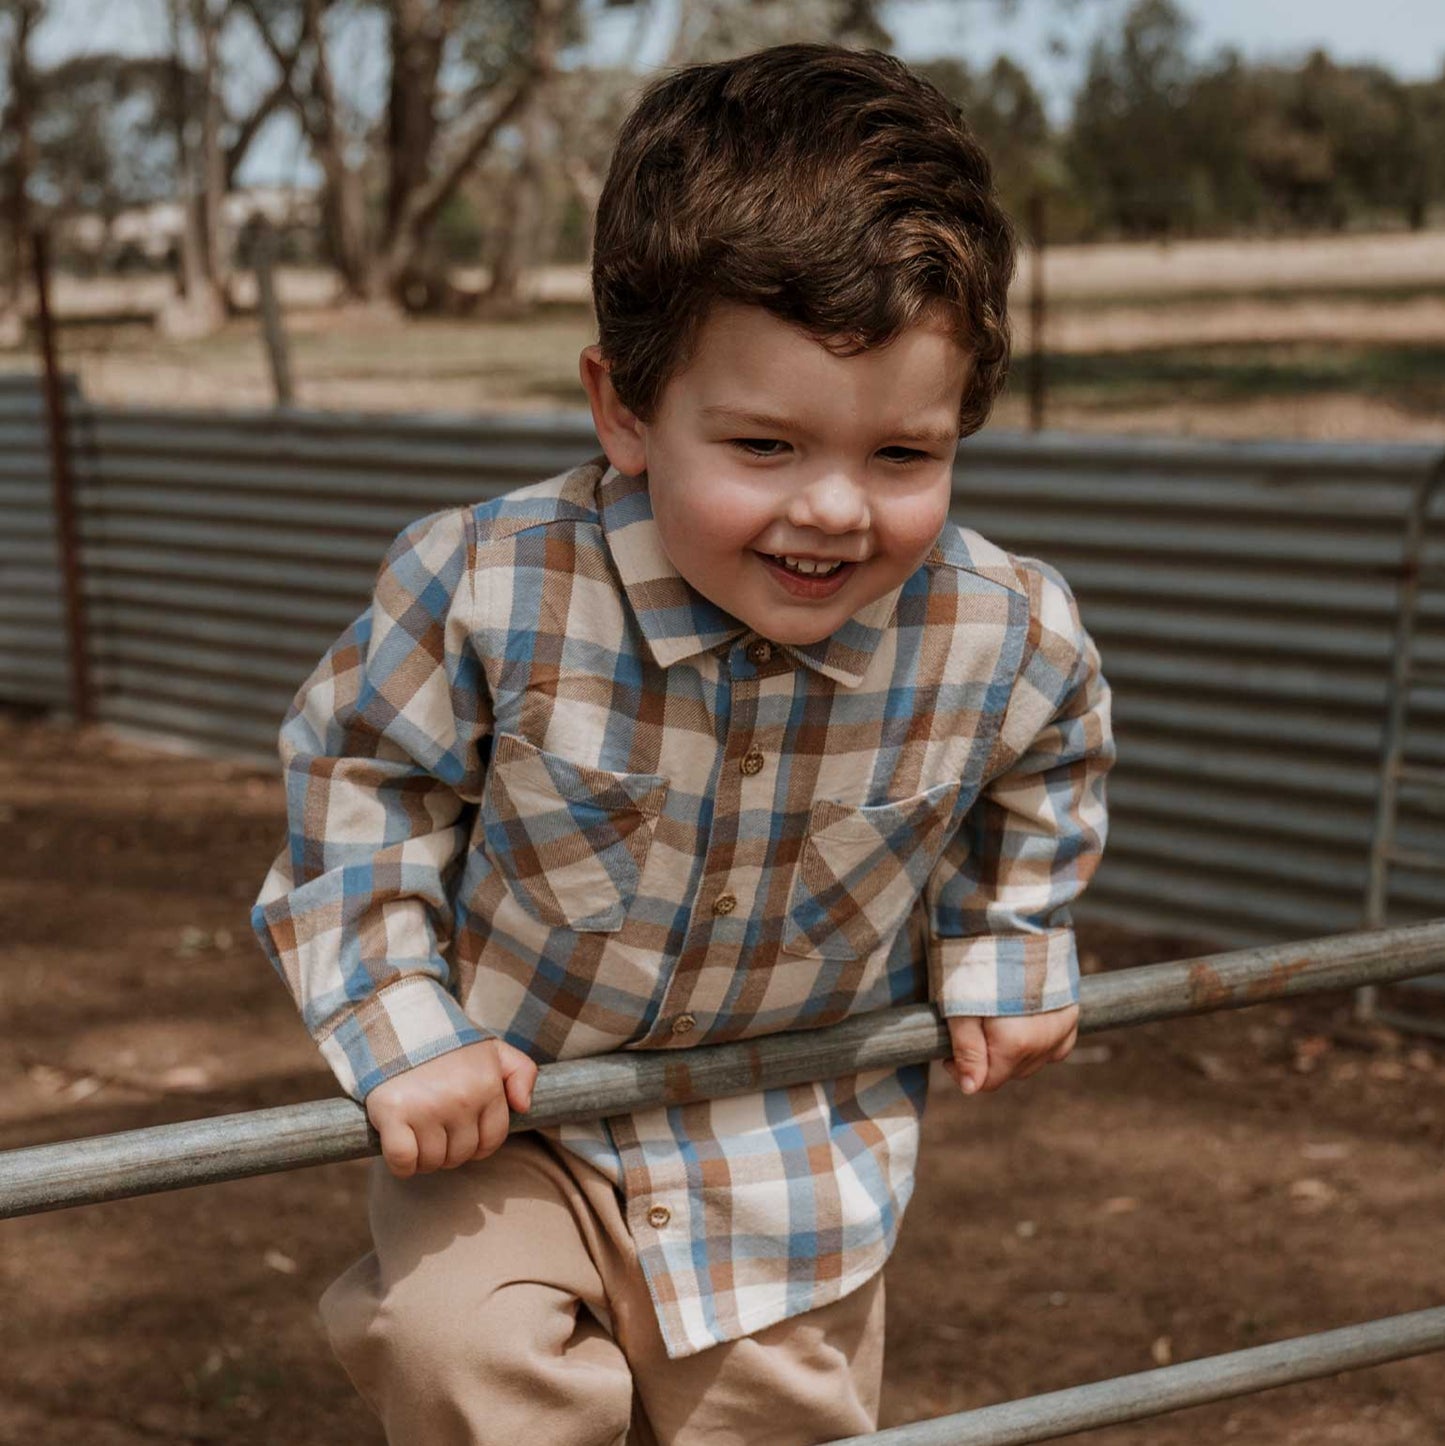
[5, 0, 40, 315]
[193, 0, 230, 295]
[384, 0, 447, 263]
[486, 89, 546, 311]
[303, 0, 378, 300]
[160, 0, 224, 336]
[381, 0, 566, 309]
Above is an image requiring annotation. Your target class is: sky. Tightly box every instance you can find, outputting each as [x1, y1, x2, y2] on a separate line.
[29, 0, 1445, 185]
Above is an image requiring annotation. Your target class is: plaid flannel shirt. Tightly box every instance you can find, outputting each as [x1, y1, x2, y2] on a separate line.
[252, 457, 1113, 1359]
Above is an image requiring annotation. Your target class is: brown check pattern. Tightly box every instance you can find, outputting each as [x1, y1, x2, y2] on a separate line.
[252, 456, 1113, 1357]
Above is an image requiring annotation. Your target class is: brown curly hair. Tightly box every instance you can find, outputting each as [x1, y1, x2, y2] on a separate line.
[590, 43, 1017, 438]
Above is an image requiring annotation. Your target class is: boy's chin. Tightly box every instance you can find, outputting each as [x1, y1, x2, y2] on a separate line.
[731, 606, 845, 649]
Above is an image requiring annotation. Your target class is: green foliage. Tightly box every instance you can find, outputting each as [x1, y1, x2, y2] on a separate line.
[1061, 0, 1445, 238]
[914, 55, 1052, 227]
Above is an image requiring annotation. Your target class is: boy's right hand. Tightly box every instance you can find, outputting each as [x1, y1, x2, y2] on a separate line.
[364, 1038, 538, 1179]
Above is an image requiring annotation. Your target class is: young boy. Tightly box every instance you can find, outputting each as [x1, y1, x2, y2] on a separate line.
[252, 41, 1112, 1446]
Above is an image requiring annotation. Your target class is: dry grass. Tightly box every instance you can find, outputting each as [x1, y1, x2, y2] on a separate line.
[4, 231, 1445, 442]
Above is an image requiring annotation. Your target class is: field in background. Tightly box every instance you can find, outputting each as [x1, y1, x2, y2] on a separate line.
[3, 231, 1445, 441]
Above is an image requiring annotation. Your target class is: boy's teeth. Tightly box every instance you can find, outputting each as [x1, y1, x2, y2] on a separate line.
[777, 555, 842, 576]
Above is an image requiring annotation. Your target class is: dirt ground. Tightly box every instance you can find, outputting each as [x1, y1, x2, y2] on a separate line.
[1, 706, 1443, 1445]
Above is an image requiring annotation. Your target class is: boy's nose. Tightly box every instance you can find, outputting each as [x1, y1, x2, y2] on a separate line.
[786, 471, 871, 534]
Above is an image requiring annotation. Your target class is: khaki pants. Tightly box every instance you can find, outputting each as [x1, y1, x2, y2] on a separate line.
[320, 1132, 885, 1446]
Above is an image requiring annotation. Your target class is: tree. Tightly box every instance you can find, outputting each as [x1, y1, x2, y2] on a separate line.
[914, 54, 1051, 224]
[0, 0, 43, 312]
[239, 0, 570, 310]
[1066, 0, 1201, 237]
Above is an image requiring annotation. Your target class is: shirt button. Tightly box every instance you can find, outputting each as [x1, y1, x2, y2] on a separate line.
[740, 746, 765, 776]
[647, 1204, 671, 1228]
[671, 1013, 696, 1035]
[746, 639, 773, 665]
[712, 893, 738, 916]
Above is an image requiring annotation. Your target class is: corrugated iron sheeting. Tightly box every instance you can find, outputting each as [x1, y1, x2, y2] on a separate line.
[0, 377, 69, 708]
[12, 394, 1445, 946]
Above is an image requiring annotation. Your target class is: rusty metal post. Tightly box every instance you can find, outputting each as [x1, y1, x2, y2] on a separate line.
[31, 228, 93, 725]
[1027, 191, 1046, 433]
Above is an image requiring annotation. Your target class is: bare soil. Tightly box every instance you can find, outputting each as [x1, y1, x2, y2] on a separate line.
[1, 707, 1443, 1445]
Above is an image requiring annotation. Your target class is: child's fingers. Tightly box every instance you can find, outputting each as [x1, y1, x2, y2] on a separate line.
[477, 1093, 511, 1158]
[378, 1121, 420, 1179]
[500, 1052, 537, 1115]
[412, 1120, 450, 1174]
[1048, 1022, 1079, 1062]
[443, 1115, 481, 1170]
[948, 1016, 988, 1094]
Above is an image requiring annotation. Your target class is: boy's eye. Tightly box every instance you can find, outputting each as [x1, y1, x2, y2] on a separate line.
[731, 438, 790, 458]
[878, 447, 929, 464]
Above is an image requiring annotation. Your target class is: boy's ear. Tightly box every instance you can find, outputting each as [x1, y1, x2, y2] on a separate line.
[579, 344, 648, 478]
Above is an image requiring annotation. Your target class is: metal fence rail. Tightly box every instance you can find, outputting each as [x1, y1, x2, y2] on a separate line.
[2, 918, 1443, 1219]
[831, 1306, 1445, 1446]
[4, 920, 1444, 1443]
[7, 384, 1445, 945]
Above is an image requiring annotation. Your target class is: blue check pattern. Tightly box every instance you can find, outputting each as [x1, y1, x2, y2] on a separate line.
[252, 457, 1114, 1358]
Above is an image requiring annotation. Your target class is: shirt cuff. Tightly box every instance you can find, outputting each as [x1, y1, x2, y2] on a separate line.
[316, 973, 493, 1101]
[928, 926, 1079, 1017]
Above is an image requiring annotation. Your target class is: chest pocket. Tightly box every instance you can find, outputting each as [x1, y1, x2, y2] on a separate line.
[782, 780, 962, 961]
[480, 732, 669, 933]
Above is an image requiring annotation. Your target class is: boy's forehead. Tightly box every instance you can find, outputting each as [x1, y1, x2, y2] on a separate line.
[669, 301, 971, 435]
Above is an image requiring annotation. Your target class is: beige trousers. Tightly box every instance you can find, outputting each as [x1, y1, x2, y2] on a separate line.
[319, 1132, 885, 1446]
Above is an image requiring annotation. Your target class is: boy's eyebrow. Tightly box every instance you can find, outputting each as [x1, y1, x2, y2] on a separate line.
[700, 405, 959, 448]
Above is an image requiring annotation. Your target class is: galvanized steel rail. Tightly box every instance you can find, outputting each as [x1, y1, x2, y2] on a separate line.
[828, 1305, 1445, 1445]
[5, 919, 1445, 1219]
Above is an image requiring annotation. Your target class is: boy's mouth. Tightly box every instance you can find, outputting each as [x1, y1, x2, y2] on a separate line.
[756, 551, 856, 598]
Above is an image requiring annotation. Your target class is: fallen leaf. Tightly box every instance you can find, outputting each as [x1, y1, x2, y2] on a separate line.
[1151, 1335, 1173, 1366]
[263, 1250, 298, 1275]
[1183, 1050, 1236, 1083]
[1289, 1177, 1336, 1208]
[1064, 1044, 1114, 1067]
[1102, 1196, 1140, 1216]
[1014, 1220, 1038, 1239]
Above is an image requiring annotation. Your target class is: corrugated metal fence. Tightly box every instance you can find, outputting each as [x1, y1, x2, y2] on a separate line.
[6, 373, 1445, 947]
[0, 375, 71, 710]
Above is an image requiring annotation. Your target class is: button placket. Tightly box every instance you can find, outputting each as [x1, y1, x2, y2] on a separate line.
[639, 650, 767, 1044]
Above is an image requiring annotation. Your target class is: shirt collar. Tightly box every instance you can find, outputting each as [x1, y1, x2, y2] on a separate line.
[596, 461, 902, 688]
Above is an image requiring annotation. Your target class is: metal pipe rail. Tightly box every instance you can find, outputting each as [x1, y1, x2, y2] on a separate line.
[828, 1305, 1445, 1445]
[5, 919, 1445, 1220]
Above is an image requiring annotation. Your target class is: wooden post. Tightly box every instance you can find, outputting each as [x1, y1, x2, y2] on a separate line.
[1027, 191, 1047, 433]
[32, 229, 94, 725]
[253, 219, 294, 407]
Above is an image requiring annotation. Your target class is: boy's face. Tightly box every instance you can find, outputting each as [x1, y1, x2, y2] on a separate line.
[580, 302, 970, 648]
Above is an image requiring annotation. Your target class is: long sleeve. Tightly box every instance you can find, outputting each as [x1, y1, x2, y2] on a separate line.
[925, 558, 1114, 1017]
[250, 505, 493, 1101]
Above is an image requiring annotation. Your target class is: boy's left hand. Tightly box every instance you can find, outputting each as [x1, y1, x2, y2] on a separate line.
[942, 1005, 1079, 1095]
